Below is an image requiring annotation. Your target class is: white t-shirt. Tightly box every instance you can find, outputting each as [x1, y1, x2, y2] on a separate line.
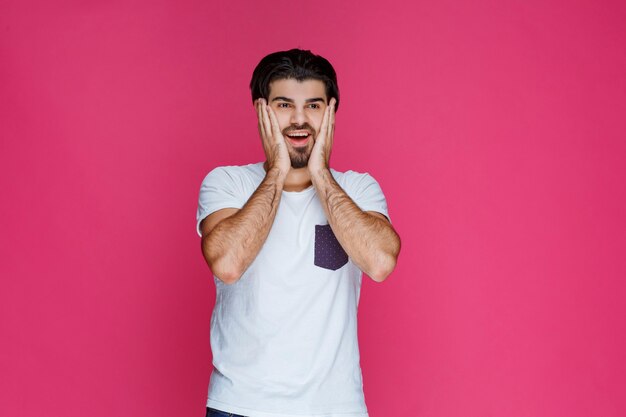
[196, 162, 391, 417]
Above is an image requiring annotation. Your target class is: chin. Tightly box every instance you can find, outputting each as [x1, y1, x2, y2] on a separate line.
[290, 150, 311, 169]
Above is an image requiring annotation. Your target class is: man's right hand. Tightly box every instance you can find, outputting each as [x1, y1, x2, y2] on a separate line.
[256, 98, 290, 179]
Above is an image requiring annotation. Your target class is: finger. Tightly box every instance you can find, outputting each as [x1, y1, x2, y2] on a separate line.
[327, 97, 336, 133]
[266, 104, 283, 142]
[319, 102, 330, 141]
[261, 101, 274, 142]
[328, 100, 335, 138]
[326, 105, 334, 154]
[327, 100, 335, 157]
[256, 100, 267, 139]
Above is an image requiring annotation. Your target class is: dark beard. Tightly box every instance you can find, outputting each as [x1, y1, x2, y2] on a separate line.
[290, 146, 310, 168]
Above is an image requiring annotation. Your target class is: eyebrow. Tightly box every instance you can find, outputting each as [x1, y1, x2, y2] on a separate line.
[271, 97, 326, 103]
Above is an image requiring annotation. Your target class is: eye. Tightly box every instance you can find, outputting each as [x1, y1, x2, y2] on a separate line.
[277, 102, 291, 108]
[308, 103, 321, 109]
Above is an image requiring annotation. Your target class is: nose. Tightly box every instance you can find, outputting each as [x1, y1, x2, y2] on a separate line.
[289, 106, 306, 126]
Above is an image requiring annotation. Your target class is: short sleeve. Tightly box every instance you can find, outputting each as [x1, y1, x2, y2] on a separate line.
[348, 172, 392, 224]
[196, 167, 245, 237]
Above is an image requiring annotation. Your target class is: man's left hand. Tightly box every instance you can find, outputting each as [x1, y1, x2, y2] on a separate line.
[308, 97, 336, 174]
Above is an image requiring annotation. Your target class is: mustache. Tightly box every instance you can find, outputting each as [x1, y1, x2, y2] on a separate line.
[282, 124, 315, 135]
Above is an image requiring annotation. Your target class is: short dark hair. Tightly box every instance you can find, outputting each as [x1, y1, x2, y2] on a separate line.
[250, 48, 340, 111]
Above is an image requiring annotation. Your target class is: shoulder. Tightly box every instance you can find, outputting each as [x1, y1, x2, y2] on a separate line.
[330, 167, 381, 190]
[203, 163, 253, 177]
[196, 163, 264, 236]
[330, 167, 390, 220]
[202, 162, 264, 183]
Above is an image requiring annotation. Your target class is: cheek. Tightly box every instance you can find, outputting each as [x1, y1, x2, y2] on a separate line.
[274, 115, 290, 132]
[312, 116, 324, 133]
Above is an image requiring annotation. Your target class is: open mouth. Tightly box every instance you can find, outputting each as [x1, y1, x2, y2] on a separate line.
[285, 131, 311, 147]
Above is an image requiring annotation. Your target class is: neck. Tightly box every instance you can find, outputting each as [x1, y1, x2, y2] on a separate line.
[263, 161, 312, 192]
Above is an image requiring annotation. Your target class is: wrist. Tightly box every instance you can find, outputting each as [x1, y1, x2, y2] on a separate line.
[310, 166, 331, 185]
[266, 166, 288, 186]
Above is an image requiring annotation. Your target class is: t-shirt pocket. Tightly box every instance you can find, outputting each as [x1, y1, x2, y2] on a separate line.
[314, 224, 349, 270]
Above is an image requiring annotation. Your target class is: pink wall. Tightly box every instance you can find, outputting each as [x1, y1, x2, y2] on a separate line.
[1, 0, 625, 416]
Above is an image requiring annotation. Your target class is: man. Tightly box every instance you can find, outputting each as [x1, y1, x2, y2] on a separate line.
[196, 49, 401, 417]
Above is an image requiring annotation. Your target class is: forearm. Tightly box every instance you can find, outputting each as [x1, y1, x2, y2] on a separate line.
[311, 168, 400, 282]
[202, 168, 285, 283]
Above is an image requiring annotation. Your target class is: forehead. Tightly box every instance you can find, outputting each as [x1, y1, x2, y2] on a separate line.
[268, 78, 327, 100]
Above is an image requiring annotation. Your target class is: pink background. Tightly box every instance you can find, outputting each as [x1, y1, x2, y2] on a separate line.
[1, 0, 625, 416]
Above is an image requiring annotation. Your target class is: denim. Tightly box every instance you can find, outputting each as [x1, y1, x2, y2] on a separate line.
[205, 407, 247, 417]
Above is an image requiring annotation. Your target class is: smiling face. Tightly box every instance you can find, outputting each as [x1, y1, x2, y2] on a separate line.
[267, 78, 328, 168]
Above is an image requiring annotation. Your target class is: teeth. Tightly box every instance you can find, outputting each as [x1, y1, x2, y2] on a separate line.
[287, 132, 309, 137]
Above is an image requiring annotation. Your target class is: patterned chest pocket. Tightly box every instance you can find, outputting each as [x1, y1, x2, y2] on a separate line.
[314, 224, 349, 270]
